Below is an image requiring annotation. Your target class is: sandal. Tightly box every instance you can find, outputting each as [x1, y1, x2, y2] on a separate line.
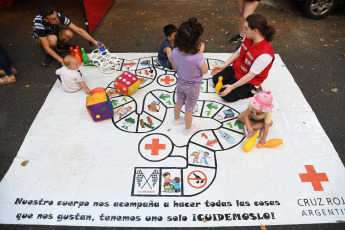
[0, 67, 18, 75]
[0, 75, 16, 85]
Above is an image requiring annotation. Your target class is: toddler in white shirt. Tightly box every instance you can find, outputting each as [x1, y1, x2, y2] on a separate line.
[56, 55, 90, 94]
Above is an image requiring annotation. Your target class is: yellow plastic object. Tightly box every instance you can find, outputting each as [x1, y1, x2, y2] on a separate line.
[257, 139, 283, 149]
[243, 132, 260, 152]
[215, 76, 223, 94]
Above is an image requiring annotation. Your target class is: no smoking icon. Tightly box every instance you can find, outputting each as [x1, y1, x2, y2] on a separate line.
[187, 170, 207, 189]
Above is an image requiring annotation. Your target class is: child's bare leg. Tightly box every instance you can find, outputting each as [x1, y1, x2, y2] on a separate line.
[237, 111, 246, 123]
[174, 103, 183, 120]
[238, 111, 254, 126]
[252, 121, 264, 130]
[252, 120, 273, 130]
[185, 110, 193, 130]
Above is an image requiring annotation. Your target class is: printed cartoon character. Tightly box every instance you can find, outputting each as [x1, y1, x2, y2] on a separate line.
[140, 60, 151, 66]
[140, 119, 145, 128]
[121, 117, 135, 130]
[170, 177, 181, 193]
[190, 151, 201, 164]
[162, 172, 172, 183]
[138, 78, 148, 84]
[148, 102, 160, 112]
[163, 182, 174, 193]
[218, 130, 235, 144]
[106, 89, 117, 97]
[114, 105, 132, 119]
[200, 151, 210, 165]
[146, 116, 153, 125]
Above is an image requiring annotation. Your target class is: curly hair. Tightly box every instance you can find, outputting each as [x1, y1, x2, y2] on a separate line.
[246, 14, 276, 42]
[174, 17, 204, 54]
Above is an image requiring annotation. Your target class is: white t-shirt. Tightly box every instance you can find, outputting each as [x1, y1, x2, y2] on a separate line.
[55, 66, 83, 92]
[237, 47, 273, 75]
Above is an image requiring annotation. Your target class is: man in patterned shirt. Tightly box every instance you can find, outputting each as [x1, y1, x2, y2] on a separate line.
[33, 4, 104, 67]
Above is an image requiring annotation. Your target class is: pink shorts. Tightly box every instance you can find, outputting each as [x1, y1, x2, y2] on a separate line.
[176, 81, 201, 112]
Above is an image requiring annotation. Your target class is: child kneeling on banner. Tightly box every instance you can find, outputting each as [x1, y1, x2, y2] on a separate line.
[55, 55, 90, 94]
[170, 17, 208, 136]
[238, 91, 274, 145]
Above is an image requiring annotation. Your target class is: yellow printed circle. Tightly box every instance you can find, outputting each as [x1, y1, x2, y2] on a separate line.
[96, 115, 100, 118]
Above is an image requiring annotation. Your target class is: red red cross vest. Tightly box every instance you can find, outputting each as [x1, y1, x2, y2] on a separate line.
[233, 38, 274, 86]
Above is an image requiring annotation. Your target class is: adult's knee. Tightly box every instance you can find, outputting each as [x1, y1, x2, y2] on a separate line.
[59, 29, 73, 44]
[46, 35, 58, 48]
[221, 91, 240, 103]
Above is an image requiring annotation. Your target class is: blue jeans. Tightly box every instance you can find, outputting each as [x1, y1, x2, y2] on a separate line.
[0, 43, 14, 76]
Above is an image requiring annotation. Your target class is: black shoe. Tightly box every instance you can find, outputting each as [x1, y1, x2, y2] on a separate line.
[42, 54, 53, 67]
[229, 34, 243, 43]
[56, 44, 72, 52]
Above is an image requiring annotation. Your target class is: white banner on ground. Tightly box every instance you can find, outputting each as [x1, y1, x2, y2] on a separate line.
[0, 53, 344, 227]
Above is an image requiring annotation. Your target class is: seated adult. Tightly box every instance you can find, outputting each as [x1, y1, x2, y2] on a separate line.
[33, 4, 105, 67]
[212, 14, 275, 102]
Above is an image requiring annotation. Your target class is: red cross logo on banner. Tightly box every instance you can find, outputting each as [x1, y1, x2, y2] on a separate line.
[145, 138, 166, 155]
[160, 76, 175, 85]
[299, 165, 329, 191]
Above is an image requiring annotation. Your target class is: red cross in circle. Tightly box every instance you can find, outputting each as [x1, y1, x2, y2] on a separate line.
[145, 138, 166, 155]
[160, 76, 175, 85]
[299, 165, 329, 191]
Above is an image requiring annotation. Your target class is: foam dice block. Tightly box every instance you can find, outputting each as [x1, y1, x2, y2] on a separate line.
[86, 90, 113, 122]
[114, 71, 140, 95]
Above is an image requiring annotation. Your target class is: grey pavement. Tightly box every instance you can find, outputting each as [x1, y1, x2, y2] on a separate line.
[0, 0, 344, 229]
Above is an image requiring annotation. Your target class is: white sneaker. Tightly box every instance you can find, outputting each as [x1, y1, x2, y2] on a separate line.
[183, 124, 199, 136]
[173, 116, 185, 126]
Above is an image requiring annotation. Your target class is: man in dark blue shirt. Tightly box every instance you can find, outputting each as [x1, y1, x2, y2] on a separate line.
[33, 4, 105, 67]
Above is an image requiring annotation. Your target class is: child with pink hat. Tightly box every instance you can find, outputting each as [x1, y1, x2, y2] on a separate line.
[238, 91, 274, 145]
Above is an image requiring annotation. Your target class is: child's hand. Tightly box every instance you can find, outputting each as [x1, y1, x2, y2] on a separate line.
[248, 127, 255, 136]
[259, 139, 266, 145]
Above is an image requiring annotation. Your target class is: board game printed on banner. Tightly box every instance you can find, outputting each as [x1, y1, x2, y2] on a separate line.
[138, 133, 173, 162]
[187, 142, 216, 168]
[112, 101, 136, 122]
[142, 92, 168, 121]
[200, 101, 223, 118]
[151, 90, 175, 108]
[137, 112, 162, 133]
[190, 130, 223, 151]
[157, 74, 177, 87]
[215, 127, 245, 150]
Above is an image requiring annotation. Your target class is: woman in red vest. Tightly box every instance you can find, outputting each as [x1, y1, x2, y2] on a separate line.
[211, 14, 276, 102]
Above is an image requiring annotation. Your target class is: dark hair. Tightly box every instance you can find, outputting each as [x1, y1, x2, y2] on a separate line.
[246, 14, 275, 42]
[164, 24, 177, 37]
[40, 4, 55, 19]
[174, 17, 204, 54]
[174, 177, 180, 183]
[163, 172, 170, 177]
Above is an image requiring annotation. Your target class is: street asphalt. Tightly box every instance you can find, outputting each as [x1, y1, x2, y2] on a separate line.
[0, 0, 344, 229]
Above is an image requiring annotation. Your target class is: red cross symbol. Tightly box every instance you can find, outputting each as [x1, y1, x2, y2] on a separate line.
[299, 165, 329, 191]
[160, 76, 175, 85]
[145, 138, 166, 155]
